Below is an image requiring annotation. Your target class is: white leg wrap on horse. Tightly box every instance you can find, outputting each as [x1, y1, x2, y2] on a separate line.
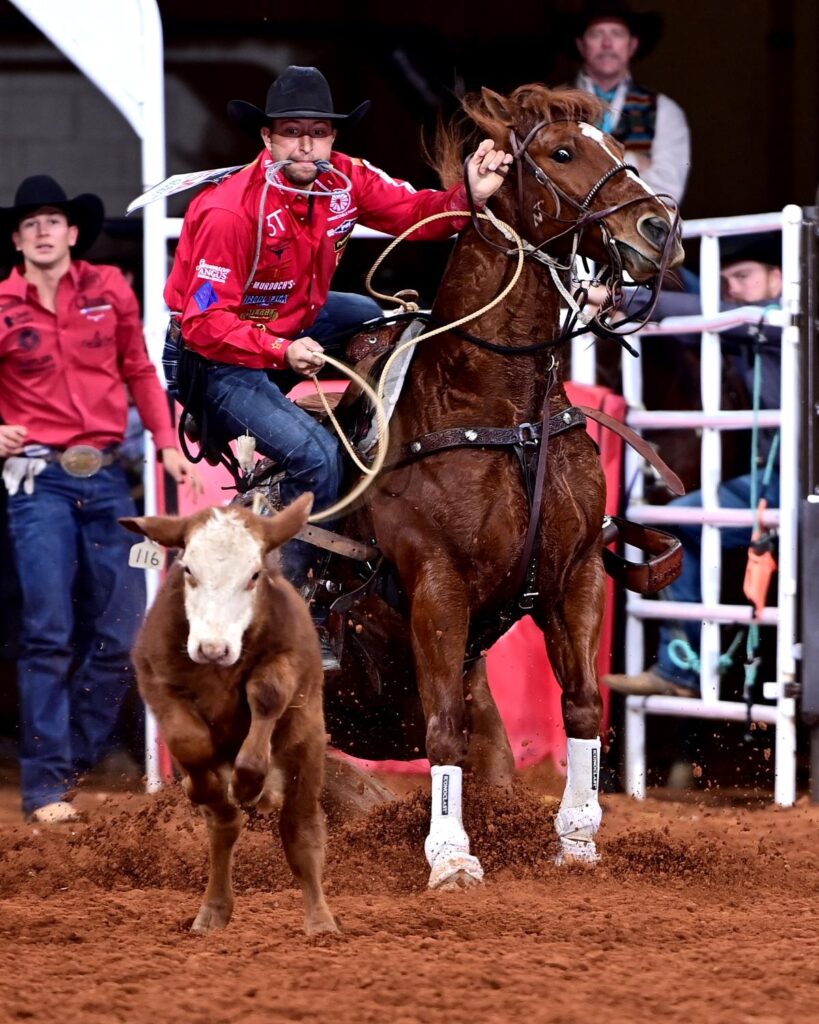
[424, 765, 484, 888]
[555, 738, 602, 865]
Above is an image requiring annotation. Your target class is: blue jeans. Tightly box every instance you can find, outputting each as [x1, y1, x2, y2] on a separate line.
[654, 471, 780, 691]
[204, 292, 380, 588]
[306, 291, 383, 345]
[7, 463, 145, 816]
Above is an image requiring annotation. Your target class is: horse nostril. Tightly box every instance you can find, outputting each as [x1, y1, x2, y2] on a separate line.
[639, 215, 670, 250]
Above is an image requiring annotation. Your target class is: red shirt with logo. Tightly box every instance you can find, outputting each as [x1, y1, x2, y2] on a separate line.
[0, 261, 177, 450]
[165, 150, 471, 369]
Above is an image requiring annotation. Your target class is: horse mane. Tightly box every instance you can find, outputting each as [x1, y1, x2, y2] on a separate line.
[430, 85, 606, 189]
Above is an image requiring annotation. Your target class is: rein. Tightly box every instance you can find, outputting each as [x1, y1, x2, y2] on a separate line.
[460, 116, 682, 348]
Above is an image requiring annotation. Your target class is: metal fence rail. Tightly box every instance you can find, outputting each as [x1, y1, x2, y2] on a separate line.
[573, 206, 803, 805]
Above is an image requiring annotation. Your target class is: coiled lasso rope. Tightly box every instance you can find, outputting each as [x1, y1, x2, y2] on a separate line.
[304, 351, 389, 524]
[304, 210, 526, 523]
[364, 210, 526, 402]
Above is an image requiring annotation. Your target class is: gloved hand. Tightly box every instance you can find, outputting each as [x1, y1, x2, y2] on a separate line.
[2, 456, 47, 496]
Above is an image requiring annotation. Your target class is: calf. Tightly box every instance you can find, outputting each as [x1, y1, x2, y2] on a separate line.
[120, 494, 337, 936]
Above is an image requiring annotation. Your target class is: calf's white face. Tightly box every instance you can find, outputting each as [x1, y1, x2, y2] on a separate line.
[180, 510, 265, 666]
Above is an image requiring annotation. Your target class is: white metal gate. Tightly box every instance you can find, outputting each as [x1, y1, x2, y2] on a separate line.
[573, 206, 803, 806]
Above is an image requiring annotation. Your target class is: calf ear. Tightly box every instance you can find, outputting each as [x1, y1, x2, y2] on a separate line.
[261, 492, 314, 551]
[119, 515, 188, 550]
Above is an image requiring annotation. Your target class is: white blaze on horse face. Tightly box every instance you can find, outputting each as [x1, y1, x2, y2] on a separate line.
[578, 122, 656, 197]
[181, 510, 264, 666]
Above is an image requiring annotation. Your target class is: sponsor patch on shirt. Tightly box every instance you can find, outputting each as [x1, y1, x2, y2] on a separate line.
[250, 279, 295, 292]
[16, 328, 41, 352]
[327, 218, 356, 238]
[239, 308, 279, 321]
[193, 281, 219, 311]
[3, 308, 33, 328]
[196, 259, 231, 284]
[242, 293, 289, 307]
[329, 190, 352, 215]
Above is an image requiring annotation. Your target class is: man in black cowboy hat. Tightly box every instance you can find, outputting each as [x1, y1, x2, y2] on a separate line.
[165, 65, 511, 669]
[557, 0, 690, 202]
[0, 174, 201, 824]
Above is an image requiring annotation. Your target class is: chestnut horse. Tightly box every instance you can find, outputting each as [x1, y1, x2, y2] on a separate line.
[354, 84, 683, 888]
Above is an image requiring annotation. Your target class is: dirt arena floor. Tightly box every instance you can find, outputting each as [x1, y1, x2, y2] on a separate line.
[0, 763, 817, 1024]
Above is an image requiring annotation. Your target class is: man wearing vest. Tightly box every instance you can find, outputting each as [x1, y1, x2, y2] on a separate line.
[560, 0, 691, 204]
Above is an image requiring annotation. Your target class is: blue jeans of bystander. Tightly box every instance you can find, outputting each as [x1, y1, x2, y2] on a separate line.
[654, 471, 780, 691]
[7, 463, 145, 817]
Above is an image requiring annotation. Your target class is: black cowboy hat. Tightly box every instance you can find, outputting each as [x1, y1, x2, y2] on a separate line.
[721, 232, 782, 269]
[556, 1, 664, 61]
[0, 174, 105, 264]
[228, 65, 371, 138]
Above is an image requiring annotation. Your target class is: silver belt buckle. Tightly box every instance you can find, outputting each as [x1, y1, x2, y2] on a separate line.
[59, 445, 104, 478]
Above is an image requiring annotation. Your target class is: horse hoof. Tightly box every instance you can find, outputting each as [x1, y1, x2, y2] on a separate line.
[190, 903, 232, 934]
[428, 852, 484, 890]
[305, 913, 341, 936]
[554, 836, 601, 867]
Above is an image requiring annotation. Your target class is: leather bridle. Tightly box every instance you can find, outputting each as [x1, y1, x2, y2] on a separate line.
[463, 115, 682, 347]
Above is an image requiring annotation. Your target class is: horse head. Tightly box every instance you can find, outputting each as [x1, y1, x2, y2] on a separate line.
[456, 84, 684, 282]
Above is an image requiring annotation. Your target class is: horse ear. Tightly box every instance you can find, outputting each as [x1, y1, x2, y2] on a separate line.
[480, 88, 515, 127]
[260, 492, 314, 551]
[119, 515, 189, 549]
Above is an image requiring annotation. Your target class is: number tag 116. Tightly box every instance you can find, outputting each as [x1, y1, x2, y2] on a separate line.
[128, 539, 166, 571]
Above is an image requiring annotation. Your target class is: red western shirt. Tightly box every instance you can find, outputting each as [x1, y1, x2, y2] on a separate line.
[165, 150, 471, 369]
[0, 261, 177, 451]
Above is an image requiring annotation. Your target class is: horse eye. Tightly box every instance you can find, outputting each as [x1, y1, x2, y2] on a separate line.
[251, 572, 260, 581]
[183, 565, 192, 575]
[552, 148, 572, 164]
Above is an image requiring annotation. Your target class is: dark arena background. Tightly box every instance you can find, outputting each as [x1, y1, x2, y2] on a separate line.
[0, 3, 818, 1022]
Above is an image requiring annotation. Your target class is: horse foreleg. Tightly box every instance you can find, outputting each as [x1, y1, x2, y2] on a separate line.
[408, 572, 483, 890]
[539, 552, 606, 865]
[463, 658, 514, 789]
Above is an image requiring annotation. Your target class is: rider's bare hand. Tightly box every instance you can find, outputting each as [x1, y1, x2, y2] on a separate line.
[286, 337, 326, 376]
[467, 139, 513, 206]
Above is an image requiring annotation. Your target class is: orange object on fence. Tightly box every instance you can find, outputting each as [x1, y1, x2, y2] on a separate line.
[743, 498, 777, 617]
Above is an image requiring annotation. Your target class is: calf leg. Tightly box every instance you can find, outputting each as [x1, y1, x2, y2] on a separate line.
[194, 795, 243, 934]
[146, 695, 243, 934]
[538, 551, 605, 865]
[232, 669, 290, 808]
[277, 724, 338, 935]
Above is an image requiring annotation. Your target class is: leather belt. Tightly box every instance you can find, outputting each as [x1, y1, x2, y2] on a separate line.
[40, 445, 120, 478]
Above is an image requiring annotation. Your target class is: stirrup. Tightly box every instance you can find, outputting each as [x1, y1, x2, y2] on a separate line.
[316, 625, 341, 674]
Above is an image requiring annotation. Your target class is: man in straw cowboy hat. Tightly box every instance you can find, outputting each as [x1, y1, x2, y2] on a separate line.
[557, 0, 690, 202]
[164, 65, 512, 669]
[0, 174, 201, 823]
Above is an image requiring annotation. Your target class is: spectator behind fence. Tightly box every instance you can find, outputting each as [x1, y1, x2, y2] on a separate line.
[0, 175, 202, 825]
[556, 0, 690, 204]
[601, 233, 783, 698]
[163, 64, 512, 672]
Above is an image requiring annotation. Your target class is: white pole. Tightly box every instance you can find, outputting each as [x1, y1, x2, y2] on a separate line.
[698, 234, 723, 704]
[138, 0, 167, 793]
[773, 204, 802, 806]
